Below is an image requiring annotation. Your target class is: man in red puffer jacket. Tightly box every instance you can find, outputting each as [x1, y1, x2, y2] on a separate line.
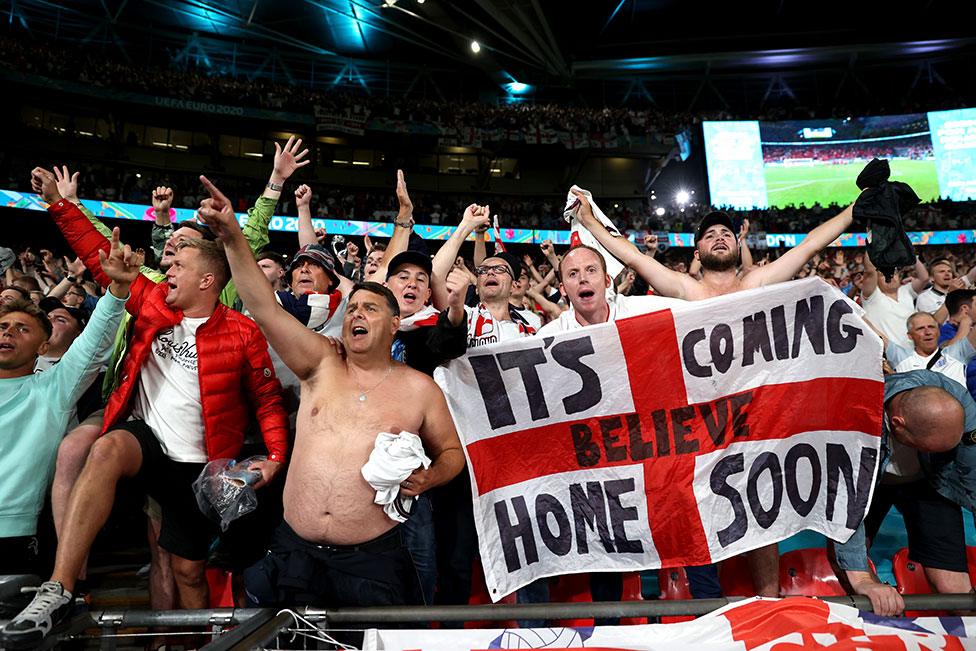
[2, 169, 288, 648]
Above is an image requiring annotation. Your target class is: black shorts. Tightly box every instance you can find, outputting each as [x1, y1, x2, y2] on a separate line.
[865, 478, 967, 573]
[117, 419, 218, 561]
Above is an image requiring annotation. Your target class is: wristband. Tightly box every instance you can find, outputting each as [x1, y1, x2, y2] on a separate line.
[266, 181, 283, 192]
[395, 217, 415, 228]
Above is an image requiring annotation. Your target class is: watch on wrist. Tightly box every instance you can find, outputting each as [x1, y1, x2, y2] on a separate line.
[66, 275, 77, 284]
[395, 217, 415, 228]
[266, 181, 284, 192]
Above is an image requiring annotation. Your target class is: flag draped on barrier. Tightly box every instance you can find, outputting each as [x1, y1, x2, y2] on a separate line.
[363, 597, 976, 650]
[434, 278, 883, 599]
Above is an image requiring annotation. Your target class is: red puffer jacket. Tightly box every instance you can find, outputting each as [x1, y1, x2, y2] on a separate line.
[50, 200, 288, 463]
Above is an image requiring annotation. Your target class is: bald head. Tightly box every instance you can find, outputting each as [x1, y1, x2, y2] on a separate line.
[889, 387, 965, 453]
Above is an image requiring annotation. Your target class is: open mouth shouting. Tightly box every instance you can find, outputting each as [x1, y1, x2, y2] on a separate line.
[577, 287, 596, 301]
[350, 324, 369, 340]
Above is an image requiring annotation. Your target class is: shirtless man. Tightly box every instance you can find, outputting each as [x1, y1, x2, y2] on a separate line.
[572, 191, 856, 598]
[197, 177, 464, 607]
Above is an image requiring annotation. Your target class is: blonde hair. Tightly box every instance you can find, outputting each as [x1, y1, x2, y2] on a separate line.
[177, 238, 230, 289]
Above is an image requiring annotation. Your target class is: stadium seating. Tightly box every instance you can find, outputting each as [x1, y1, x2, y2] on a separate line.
[548, 574, 594, 627]
[779, 548, 846, 597]
[619, 572, 648, 625]
[719, 555, 757, 597]
[205, 568, 235, 608]
[465, 560, 517, 629]
[658, 567, 696, 623]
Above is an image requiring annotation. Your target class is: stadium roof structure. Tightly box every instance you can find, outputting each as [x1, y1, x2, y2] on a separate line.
[7, 0, 976, 113]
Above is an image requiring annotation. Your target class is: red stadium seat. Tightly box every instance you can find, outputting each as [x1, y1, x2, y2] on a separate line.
[891, 548, 952, 617]
[465, 559, 517, 629]
[892, 548, 932, 596]
[657, 567, 695, 623]
[967, 546, 976, 586]
[549, 573, 594, 627]
[619, 571, 648, 625]
[718, 555, 758, 597]
[205, 567, 235, 608]
[779, 548, 846, 596]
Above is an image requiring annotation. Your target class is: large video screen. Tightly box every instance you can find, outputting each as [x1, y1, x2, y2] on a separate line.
[703, 108, 976, 209]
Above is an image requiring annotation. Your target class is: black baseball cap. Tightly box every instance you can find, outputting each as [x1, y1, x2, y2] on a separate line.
[39, 297, 87, 330]
[386, 251, 433, 279]
[695, 211, 735, 244]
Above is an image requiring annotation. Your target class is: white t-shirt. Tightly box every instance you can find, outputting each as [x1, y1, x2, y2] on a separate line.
[537, 294, 687, 335]
[886, 337, 976, 389]
[861, 283, 917, 348]
[915, 287, 947, 314]
[131, 316, 208, 462]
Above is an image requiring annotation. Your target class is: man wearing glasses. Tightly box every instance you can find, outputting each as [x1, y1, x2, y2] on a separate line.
[464, 252, 537, 347]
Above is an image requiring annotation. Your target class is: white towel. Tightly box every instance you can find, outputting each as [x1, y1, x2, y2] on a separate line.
[361, 431, 432, 522]
[563, 185, 626, 282]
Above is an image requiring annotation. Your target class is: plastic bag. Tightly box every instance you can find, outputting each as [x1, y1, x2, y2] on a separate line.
[192, 456, 265, 531]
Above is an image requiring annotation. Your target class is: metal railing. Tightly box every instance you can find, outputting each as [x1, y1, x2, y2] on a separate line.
[35, 593, 976, 650]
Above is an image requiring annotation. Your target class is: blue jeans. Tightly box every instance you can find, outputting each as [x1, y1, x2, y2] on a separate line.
[401, 494, 436, 606]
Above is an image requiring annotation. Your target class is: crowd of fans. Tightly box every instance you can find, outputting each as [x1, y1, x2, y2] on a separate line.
[761, 140, 933, 164]
[1, 137, 976, 646]
[3, 155, 976, 236]
[0, 35, 687, 138]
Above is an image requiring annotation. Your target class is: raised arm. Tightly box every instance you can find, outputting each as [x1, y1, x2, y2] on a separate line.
[473, 227, 489, 267]
[860, 249, 880, 298]
[432, 204, 490, 289]
[738, 218, 754, 271]
[367, 170, 415, 282]
[33, 167, 155, 312]
[911, 256, 930, 294]
[295, 184, 318, 248]
[743, 204, 854, 287]
[196, 176, 336, 382]
[571, 190, 697, 299]
[53, 165, 158, 277]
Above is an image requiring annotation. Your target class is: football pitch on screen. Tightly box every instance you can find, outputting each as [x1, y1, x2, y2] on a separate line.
[763, 158, 940, 207]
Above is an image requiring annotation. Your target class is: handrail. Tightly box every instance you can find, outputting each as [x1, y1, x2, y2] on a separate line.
[54, 593, 976, 630]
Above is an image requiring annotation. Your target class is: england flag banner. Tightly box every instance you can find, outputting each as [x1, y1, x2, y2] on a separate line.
[433, 278, 883, 599]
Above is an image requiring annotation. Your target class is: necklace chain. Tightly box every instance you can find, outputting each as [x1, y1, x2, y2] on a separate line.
[356, 364, 393, 402]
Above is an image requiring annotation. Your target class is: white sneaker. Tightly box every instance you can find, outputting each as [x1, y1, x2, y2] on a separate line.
[0, 581, 73, 648]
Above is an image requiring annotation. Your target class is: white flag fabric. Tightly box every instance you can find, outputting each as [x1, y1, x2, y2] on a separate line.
[563, 185, 626, 280]
[362, 596, 976, 650]
[434, 278, 883, 598]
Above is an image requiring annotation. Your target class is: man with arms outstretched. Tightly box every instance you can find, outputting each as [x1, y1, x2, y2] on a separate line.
[572, 193, 856, 597]
[196, 177, 465, 607]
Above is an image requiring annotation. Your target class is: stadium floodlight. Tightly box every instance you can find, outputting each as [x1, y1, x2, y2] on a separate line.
[655, 207, 665, 216]
[382, 0, 397, 6]
[470, 40, 481, 54]
[675, 190, 690, 205]
[417, 0, 425, 3]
